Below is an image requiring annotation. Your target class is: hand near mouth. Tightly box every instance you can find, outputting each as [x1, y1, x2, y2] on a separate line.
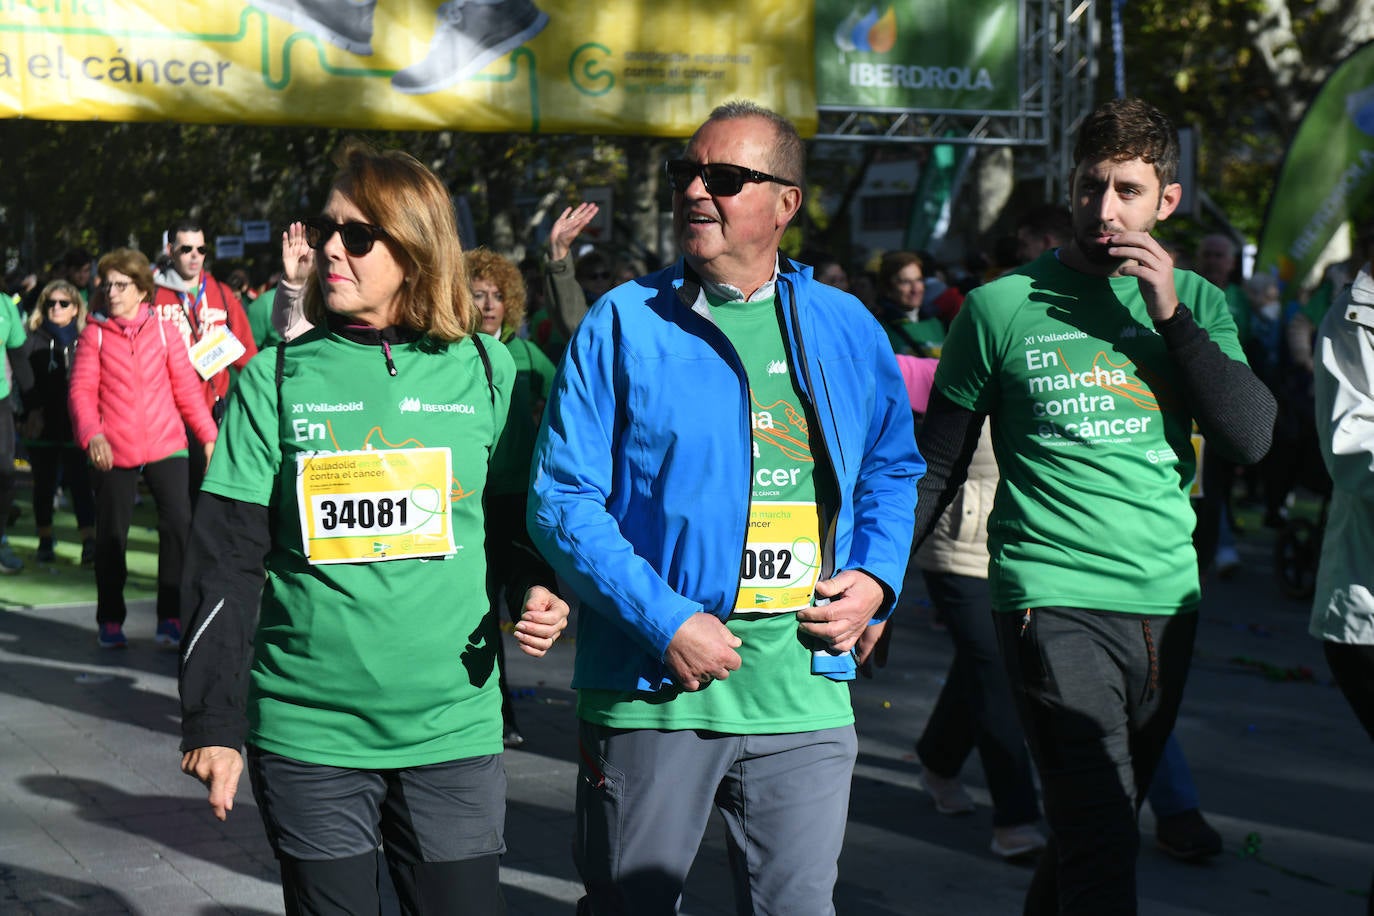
[1107, 231, 1179, 321]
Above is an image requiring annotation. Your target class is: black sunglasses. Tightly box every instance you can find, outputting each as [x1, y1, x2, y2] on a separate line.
[302, 217, 389, 256]
[46, 297, 76, 308]
[665, 159, 798, 196]
[176, 245, 208, 256]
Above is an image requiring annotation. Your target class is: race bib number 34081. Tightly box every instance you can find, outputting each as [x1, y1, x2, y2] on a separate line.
[296, 447, 454, 565]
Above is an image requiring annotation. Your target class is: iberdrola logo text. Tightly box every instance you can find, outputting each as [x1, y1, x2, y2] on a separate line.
[833, 4, 997, 93]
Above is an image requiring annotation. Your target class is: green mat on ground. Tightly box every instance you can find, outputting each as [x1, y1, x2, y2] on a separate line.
[2, 475, 161, 610]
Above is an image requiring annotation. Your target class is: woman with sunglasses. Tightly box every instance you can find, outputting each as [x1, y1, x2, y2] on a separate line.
[20, 280, 96, 565]
[69, 248, 219, 650]
[178, 139, 569, 915]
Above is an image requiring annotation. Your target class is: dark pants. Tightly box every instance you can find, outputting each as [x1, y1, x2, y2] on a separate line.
[247, 746, 506, 916]
[1322, 641, 1374, 914]
[995, 607, 1197, 916]
[1325, 641, 1374, 740]
[1191, 455, 1236, 574]
[29, 443, 95, 530]
[0, 402, 14, 541]
[187, 421, 209, 503]
[91, 457, 191, 625]
[915, 570, 1040, 826]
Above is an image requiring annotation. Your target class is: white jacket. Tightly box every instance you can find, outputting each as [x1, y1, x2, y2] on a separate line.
[913, 422, 997, 579]
[1311, 265, 1374, 643]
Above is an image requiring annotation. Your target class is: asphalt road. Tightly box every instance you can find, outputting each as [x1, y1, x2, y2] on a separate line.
[0, 516, 1369, 914]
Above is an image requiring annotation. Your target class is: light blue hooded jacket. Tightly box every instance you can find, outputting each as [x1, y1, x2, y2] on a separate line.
[529, 258, 924, 691]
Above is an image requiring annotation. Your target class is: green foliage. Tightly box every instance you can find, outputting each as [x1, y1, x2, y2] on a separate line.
[1113, 0, 1373, 247]
[0, 121, 630, 281]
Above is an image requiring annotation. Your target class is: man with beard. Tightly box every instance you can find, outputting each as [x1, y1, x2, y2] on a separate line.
[909, 98, 1275, 914]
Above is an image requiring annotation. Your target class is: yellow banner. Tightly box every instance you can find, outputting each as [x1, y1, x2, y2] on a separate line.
[0, 1, 817, 135]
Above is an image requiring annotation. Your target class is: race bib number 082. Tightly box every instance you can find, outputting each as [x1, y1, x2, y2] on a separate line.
[297, 448, 454, 565]
[732, 502, 822, 616]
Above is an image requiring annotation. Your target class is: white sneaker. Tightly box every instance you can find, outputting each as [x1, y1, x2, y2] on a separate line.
[991, 823, 1047, 859]
[1215, 544, 1241, 578]
[391, 0, 549, 95]
[256, 0, 377, 56]
[920, 768, 976, 815]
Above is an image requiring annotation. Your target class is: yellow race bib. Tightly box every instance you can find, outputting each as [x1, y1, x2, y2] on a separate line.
[733, 501, 822, 615]
[296, 448, 454, 565]
[187, 324, 246, 381]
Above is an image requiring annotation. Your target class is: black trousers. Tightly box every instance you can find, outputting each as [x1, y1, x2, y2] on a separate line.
[996, 607, 1197, 916]
[90, 456, 190, 624]
[0, 402, 14, 541]
[916, 570, 1040, 826]
[28, 443, 96, 530]
[1324, 641, 1374, 740]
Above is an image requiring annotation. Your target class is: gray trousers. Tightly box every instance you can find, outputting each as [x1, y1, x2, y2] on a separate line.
[574, 720, 858, 916]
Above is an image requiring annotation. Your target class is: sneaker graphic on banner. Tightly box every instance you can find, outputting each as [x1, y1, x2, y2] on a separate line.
[255, 0, 378, 56]
[392, 0, 549, 95]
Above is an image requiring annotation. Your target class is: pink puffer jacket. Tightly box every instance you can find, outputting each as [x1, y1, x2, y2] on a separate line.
[69, 305, 218, 468]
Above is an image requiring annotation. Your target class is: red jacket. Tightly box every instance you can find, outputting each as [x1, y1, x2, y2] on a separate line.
[152, 271, 258, 411]
[69, 306, 218, 469]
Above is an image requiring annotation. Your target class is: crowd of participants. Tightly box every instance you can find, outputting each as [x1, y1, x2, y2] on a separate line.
[0, 95, 1369, 915]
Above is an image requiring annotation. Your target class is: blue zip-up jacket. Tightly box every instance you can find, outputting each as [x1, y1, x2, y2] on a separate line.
[528, 257, 924, 692]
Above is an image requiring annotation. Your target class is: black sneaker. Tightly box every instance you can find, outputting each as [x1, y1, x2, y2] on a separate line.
[1156, 809, 1223, 861]
[36, 537, 56, 563]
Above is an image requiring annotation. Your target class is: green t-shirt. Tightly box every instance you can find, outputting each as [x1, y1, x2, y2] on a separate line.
[487, 335, 558, 495]
[935, 253, 1246, 616]
[1222, 283, 1249, 343]
[244, 287, 282, 350]
[0, 295, 26, 399]
[202, 329, 514, 768]
[885, 316, 945, 357]
[579, 294, 853, 734]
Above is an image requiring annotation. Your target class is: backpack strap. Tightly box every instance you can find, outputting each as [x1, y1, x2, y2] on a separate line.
[885, 316, 928, 356]
[470, 333, 495, 407]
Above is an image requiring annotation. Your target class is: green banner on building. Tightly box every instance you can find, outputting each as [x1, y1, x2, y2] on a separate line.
[1257, 41, 1374, 287]
[814, 0, 1019, 112]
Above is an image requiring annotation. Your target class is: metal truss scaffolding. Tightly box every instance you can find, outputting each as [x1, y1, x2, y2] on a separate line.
[813, 0, 1097, 202]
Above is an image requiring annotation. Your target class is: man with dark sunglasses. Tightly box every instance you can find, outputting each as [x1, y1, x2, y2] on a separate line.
[530, 101, 922, 915]
[153, 219, 259, 493]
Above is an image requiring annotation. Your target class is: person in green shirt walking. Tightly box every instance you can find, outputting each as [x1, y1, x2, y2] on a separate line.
[466, 246, 560, 749]
[912, 98, 1276, 914]
[0, 282, 29, 572]
[178, 139, 569, 915]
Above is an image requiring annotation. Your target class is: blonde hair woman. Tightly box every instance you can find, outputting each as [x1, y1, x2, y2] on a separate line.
[179, 139, 569, 914]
